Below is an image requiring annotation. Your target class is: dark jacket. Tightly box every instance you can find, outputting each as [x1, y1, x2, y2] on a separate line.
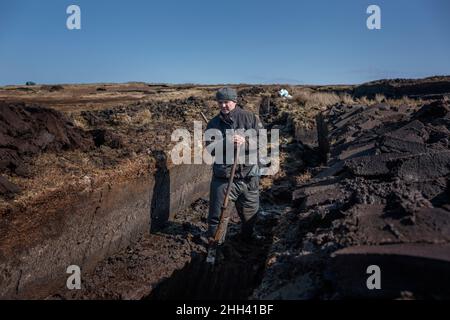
[206, 106, 264, 179]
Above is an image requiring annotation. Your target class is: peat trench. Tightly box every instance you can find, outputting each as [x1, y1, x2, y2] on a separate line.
[148, 100, 450, 300]
[146, 108, 306, 300]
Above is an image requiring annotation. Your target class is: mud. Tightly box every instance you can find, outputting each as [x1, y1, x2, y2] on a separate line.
[50, 199, 209, 300]
[1, 80, 449, 300]
[48, 196, 278, 300]
[329, 243, 450, 298]
[255, 98, 450, 299]
[0, 103, 93, 181]
[41, 88, 293, 300]
[0, 96, 213, 299]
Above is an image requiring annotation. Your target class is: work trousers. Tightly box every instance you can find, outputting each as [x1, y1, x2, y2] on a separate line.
[207, 175, 260, 239]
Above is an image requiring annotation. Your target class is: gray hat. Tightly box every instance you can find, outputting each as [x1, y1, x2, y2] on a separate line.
[216, 87, 238, 102]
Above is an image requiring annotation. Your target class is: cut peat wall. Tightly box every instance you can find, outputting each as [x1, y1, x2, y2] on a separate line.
[0, 164, 211, 299]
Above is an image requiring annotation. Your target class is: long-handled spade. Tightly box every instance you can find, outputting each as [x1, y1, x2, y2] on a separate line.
[206, 144, 240, 265]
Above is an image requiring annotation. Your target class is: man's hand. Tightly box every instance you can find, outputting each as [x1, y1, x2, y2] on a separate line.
[233, 134, 246, 146]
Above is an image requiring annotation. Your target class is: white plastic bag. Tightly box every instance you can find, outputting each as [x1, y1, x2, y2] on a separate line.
[278, 89, 292, 99]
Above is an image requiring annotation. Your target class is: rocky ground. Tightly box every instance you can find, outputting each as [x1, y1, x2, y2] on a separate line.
[254, 99, 450, 300]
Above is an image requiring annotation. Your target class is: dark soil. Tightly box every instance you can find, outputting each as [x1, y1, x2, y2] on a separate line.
[254, 99, 450, 299]
[0, 103, 94, 196]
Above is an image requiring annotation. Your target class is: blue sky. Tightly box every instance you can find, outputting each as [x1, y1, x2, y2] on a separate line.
[1, 0, 449, 85]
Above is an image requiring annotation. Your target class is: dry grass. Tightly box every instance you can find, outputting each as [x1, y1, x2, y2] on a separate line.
[355, 94, 423, 108]
[358, 96, 371, 105]
[293, 90, 341, 109]
[387, 96, 423, 108]
[291, 87, 359, 109]
[134, 109, 152, 126]
[295, 171, 313, 185]
[286, 90, 358, 133]
[375, 94, 386, 103]
[397, 96, 416, 106]
[285, 89, 427, 140]
[72, 115, 89, 130]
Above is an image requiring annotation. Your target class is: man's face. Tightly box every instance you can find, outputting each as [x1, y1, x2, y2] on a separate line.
[218, 100, 236, 114]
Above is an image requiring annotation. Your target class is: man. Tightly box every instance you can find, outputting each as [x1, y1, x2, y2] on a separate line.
[205, 87, 264, 242]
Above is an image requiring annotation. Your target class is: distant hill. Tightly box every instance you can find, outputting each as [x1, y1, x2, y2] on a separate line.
[353, 75, 450, 99]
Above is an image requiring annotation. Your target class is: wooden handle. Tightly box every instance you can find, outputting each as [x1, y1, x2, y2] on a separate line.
[200, 112, 208, 124]
[213, 144, 241, 242]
